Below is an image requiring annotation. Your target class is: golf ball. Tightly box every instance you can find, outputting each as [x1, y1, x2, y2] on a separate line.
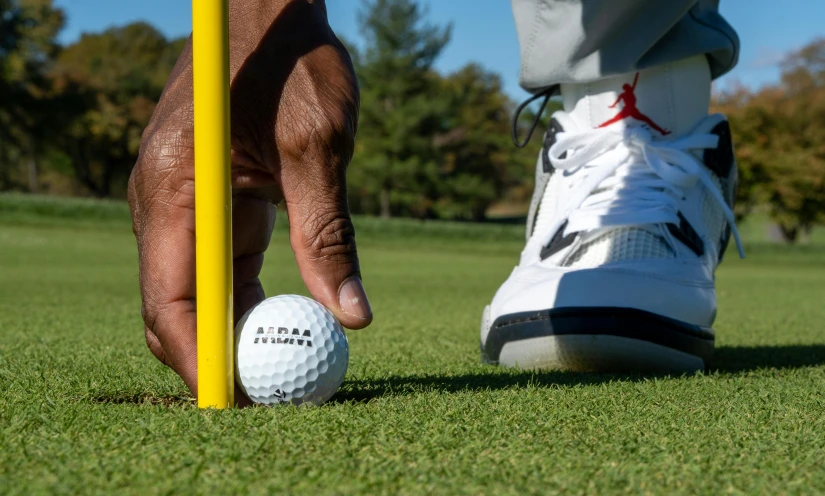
[235, 295, 349, 406]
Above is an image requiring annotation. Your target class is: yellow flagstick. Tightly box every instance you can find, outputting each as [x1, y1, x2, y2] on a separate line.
[193, 0, 234, 408]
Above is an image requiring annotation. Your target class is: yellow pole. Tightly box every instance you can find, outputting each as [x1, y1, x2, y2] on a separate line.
[193, 0, 234, 408]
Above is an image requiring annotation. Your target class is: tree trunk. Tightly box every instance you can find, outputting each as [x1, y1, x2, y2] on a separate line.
[380, 187, 391, 219]
[779, 225, 799, 243]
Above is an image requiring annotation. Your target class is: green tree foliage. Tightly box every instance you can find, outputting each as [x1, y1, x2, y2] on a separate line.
[349, 0, 534, 221]
[717, 38, 825, 242]
[3, 0, 825, 233]
[348, 0, 452, 218]
[0, 0, 64, 192]
[49, 23, 185, 197]
[435, 65, 512, 220]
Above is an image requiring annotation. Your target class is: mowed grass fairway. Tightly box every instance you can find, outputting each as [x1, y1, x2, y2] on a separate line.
[1, 194, 824, 494]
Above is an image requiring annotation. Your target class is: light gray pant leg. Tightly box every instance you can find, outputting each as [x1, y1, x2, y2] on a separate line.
[512, 0, 739, 91]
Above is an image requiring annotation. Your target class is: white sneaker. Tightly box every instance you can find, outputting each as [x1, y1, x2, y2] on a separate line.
[481, 56, 743, 373]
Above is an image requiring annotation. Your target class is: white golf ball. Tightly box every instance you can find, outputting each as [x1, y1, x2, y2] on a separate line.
[235, 295, 349, 406]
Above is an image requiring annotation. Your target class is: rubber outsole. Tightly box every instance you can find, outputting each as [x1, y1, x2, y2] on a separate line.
[481, 306, 713, 373]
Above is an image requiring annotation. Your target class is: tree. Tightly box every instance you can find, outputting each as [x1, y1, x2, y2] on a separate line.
[49, 23, 185, 197]
[717, 38, 825, 242]
[348, 0, 452, 218]
[769, 39, 825, 241]
[0, 0, 64, 192]
[712, 85, 772, 222]
[434, 64, 512, 220]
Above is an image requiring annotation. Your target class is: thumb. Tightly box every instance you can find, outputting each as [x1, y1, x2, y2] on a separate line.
[284, 180, 372, 329]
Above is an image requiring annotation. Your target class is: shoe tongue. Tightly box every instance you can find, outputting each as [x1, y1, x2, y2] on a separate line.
[559, 55, 711, 138]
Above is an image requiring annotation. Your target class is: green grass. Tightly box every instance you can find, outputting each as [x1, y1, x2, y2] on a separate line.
[1, 194, 824, 494]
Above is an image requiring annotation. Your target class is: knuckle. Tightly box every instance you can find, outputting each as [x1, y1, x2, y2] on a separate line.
[302, 211, 357, 263]
[139, 300, 159, 335]
[140, 301, 167, 364]
[284, 55, 358, 166]
[140, 125, 194, 165]
[144, 327, 167, 365]
[314, 96, 357, 161]
[138, 298, 195, 357]
[287, 109, 355, 170]
[130, 128, 196, 219]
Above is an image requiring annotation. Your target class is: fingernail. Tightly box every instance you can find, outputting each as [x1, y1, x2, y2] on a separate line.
[339, 277, 372, 321]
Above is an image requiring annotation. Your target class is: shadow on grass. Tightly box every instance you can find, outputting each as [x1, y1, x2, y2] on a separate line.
[82, 345, 825, 406]
[332, 344, 825, 403]
[710, 344, 825, 373]
[88, 392, 195, 407]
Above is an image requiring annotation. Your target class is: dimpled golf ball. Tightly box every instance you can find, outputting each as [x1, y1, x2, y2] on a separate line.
[235, 295, 349, 406]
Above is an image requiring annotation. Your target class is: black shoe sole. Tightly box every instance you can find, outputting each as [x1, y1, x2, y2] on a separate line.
[481, 307, 714, 373]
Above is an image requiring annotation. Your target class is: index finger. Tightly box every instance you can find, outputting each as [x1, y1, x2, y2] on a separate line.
[129, 127, 201, 395]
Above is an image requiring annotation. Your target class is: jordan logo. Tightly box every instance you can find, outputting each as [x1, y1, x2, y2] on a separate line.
[597, 73, 670, 136]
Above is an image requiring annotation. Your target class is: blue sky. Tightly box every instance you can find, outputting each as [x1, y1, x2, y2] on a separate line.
[55, 0, 825, 100]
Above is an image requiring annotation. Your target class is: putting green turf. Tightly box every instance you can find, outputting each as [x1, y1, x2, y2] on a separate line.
[1, 194, 824, 494]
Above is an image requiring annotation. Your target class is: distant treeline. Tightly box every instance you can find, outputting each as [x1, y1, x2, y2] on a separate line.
[714, 38, 825, 242]
[1, 0, 824, 237]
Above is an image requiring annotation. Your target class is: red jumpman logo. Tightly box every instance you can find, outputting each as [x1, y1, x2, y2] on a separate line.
[597, 73, 670, 136]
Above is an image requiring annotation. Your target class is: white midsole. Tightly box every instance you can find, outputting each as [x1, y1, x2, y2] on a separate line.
[497, 334, 704, 372]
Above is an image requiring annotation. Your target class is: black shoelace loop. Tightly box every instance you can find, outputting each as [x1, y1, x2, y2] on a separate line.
[510, 85, 558, 148]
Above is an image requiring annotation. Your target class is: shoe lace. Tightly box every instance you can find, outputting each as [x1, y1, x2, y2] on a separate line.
[511, 86, 557, 148]
[537, 126, 744, 259]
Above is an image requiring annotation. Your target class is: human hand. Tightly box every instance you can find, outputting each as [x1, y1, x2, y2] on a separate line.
[127, 0, 371, 401]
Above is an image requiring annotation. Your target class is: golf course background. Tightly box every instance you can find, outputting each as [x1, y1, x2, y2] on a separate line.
[2, 0, 825, 238]
[1, 193, 824, 494]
